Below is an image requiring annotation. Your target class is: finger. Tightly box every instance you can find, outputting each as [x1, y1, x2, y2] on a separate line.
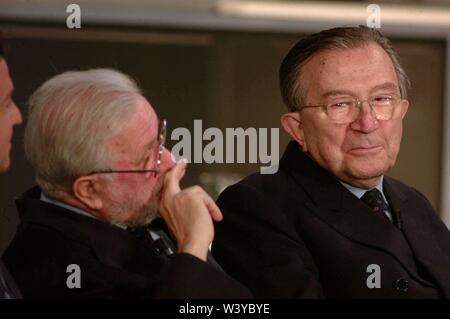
[203, 195, 223, 222]
[164, 159, 187, 196]
[184, 185, 205, 195]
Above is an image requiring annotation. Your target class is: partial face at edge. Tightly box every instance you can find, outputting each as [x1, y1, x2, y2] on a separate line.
[0, 59, 23, 173]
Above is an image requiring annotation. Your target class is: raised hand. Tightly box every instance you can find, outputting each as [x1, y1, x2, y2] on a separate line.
[159, 160, 222, 261]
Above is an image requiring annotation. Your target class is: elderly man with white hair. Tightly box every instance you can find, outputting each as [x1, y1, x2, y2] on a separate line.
[2, 68, 251, 298]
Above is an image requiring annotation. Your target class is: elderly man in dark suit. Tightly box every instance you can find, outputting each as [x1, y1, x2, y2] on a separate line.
[2, 68, 251, 298]
[213, 26, 450, 298]
[0, 36, 23, 299]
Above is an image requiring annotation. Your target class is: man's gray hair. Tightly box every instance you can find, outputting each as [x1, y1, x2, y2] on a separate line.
[279, 25, 410, 112]
[25, 68, 142, 199]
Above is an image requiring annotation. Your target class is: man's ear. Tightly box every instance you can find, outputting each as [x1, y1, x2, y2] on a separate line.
[281, 111, 308, 152]
[72, 175, 104, 210]
[400, 99, 409, 119]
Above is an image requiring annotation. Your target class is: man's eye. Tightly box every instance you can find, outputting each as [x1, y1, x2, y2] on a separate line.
[373, 96, 393, 104]
[330, 101, 351, 109]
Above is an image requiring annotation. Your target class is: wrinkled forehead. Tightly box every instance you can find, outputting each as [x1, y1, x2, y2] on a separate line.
[139, 96, 159, 133]
[302, 44, 399, 97]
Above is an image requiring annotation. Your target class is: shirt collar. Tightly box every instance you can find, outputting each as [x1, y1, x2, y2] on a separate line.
[40, 191, 127, 230]
[339, 176, 388, 204]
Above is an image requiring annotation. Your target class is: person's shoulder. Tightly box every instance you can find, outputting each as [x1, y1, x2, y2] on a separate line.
[216, 169, 293, 220]
[384, 176, 433, 204]
[384, 176, 440, 223]
[3, 216, 93, 269]
[224, 167, 290, 195]
[5, 190, 100, 267]
[11, 208, 94, 253]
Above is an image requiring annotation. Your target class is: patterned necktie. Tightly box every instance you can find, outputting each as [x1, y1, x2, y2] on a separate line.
[361, 188, 391, 221]
[128, 223, 175, 256]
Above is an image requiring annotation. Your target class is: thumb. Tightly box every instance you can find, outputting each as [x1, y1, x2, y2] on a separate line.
[164, 159, 187, 196]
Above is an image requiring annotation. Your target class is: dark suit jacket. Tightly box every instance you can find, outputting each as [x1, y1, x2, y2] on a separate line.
[213, 141, 450, 298]
[2, 186, 252, 299]
[0, 260, 22, 299]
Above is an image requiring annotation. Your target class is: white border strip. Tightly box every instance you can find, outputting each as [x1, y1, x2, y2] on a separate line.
[441, 35, 450, 228]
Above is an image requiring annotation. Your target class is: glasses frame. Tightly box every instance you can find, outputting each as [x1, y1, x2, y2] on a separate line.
[297, 94, 402, 123]
[89, 119, 167, 178]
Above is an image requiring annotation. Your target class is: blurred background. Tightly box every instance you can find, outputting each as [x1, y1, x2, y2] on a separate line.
[1, 0, 450, 252]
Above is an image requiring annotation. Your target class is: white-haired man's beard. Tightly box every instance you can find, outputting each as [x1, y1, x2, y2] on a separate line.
[106, 175, 165, 228]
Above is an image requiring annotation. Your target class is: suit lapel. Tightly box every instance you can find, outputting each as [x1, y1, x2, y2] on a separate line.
[279, 142, 432, 283]
[385, 179, 450, 297]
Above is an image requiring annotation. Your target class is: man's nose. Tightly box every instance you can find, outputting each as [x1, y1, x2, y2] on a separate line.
[350, 101, 379, 133]
[13, 102, 23, 125]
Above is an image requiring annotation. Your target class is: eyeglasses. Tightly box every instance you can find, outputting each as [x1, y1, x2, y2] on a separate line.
[89, 119, 167, 177]
[298, 94, 402, 124]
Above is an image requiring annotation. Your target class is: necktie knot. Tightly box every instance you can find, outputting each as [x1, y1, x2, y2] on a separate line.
[361, 188, 389, 216]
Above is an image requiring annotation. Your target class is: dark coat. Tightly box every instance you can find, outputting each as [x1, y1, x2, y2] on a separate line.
[0, 260, 21, 299]
[213, 141, 450, 298]
[2, 186, 251, 299]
